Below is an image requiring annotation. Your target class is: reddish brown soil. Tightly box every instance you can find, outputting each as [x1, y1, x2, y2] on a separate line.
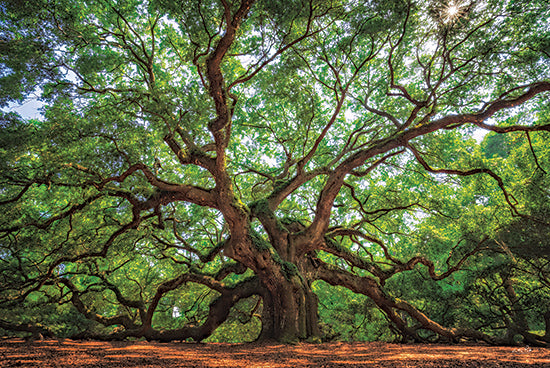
[1, 339, 549, 367]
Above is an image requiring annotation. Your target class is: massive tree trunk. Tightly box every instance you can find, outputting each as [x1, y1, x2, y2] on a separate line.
[233, 202, 322, 342]
[258, 272, 320, 342]
[227, 246, 321, 342]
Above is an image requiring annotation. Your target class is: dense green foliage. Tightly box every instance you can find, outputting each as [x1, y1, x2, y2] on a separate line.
[1, 0, 550, 344]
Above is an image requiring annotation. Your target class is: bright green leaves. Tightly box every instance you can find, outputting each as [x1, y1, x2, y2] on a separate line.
[481, 133, 510, 159]
[74, 47, 124, 86]
[0, 0, 56, 106]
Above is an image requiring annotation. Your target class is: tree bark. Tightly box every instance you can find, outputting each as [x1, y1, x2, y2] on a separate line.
[257, 273, 321, 342]
[0, 319, 53, 340]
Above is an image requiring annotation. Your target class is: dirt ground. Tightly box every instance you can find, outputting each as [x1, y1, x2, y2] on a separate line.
[1, 338, 549, 367]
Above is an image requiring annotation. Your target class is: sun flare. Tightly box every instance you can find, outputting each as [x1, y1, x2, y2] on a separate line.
[447, 5, 459, 16]
[441, 0, 469, 23]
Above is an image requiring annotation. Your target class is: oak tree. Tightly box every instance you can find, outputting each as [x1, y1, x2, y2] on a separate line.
[1, 0, 550, 344]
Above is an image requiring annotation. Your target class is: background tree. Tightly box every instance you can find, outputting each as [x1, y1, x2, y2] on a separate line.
[1, 0, 549, 344]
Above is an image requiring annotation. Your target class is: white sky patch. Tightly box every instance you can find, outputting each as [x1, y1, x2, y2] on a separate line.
[62, 67, 80, 84]
[7, 98, 44, 120]
[471, 127, 488, 143]
[172, 306, 181, 318]
[469, 117, 498, 143]
[237, 54, 255, 69]
[344, 109, 357, 122]
[261, 154, 278, 166]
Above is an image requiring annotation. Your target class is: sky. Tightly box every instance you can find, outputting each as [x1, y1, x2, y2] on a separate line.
[7, 97, 45, 120]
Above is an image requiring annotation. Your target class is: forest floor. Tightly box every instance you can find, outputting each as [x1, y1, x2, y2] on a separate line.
[1, 338, 549, 367]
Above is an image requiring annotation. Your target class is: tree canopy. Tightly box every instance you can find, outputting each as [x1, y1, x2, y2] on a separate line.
[1, 0, 550, 345]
